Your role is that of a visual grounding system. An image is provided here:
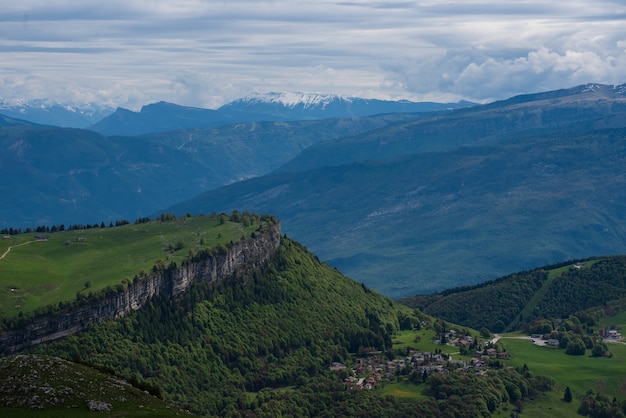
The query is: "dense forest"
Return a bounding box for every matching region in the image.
[401,256,626,332]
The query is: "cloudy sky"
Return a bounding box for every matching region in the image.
[1,0,625,109]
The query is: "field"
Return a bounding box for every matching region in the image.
[502,337,626,398]
[0,215,260,320]
[384,319,626,416]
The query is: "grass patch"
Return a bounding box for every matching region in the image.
[392,329,460,356]
[378,379,428,401]
[500,337,626,401]
[0,214,265,320]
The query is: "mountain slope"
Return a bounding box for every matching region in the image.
[164,127,626,297]
[399,255,626,333]
[0,115,406,228]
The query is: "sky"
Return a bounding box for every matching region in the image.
[1,1,625,109]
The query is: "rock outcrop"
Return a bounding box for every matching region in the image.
[0,223,281,353]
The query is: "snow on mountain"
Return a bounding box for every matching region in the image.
[0,99,114,128]
[230,92,352,109]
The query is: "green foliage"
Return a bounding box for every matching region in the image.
[577,390,626,417]
[404,269,548,332]
[565,337,586,356]
[402,257,626,334]
[30,238,399,416]
[564,386,573,403]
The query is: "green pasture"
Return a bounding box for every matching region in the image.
[391,329,462,356]
[492,390,579,418]
[0,215,260,320]
[379,380,428,401]
[500,336,626,401]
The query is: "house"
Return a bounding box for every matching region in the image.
[607,330,622,340]
[547,339,560,346]
[330,362,347,371]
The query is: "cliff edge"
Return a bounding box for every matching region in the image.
[0,222,281,353]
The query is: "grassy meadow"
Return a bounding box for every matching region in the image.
[0,214,261,320]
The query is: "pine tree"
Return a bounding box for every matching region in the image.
[564,386,572,403]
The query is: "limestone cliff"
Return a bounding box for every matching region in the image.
[0,223,281,353]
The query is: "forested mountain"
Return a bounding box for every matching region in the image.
[400,256,626,333]
[0,114,42,128]
[0,114,408,228]
[25,237,404,416]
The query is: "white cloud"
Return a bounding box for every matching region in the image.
[0,0,625,108]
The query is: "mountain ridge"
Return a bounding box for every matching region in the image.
[89,94,472,136]
[0,99,114,128]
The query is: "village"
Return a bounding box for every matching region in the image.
[332,328,510,390]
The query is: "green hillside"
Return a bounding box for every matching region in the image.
[401,256,626,333]
[26,237,403,416]
[0,213,264,321]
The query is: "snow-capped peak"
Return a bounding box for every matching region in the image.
[228,91,353,109]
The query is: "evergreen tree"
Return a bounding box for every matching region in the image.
[564,386,572,403]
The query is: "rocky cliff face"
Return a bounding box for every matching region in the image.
[0,223,281,353]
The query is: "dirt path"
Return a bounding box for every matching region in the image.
[0,240,39,261]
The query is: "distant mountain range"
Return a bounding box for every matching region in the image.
[88,93,473,136]
[0,99,114,128]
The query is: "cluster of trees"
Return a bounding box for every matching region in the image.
[424,365,555,416]
[578,389,626,418]
[527,315,612,357]
[1,219,130,236]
